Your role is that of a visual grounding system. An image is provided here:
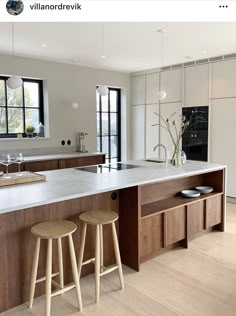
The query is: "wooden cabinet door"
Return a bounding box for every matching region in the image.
[146,72,159,104]
[131,105,145,159]
[59,155,105,169]
[24,160,59,172]
[187,200,205,238]
[211,59,236,98]
[160,68,182,104]
[210,98,236,197]
[164,206,186,247]
[140,214,163,262]
[184,64,209,106]
[146,104,159,159]
[131,75,146,106]
[205,195,222,229]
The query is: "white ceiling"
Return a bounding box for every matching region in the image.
[0,22,236,73]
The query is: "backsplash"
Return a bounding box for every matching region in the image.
[0,146,77,156]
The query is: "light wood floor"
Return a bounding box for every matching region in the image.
[2,203,236,316]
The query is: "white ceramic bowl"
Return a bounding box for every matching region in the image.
[181,190,201,198]
[195,186,213,194]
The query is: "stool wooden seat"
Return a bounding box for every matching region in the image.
[78,210,124,304]
[29,220,82,316]
[79,210,119,225]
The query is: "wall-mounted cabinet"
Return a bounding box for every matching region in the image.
[131,105,145,159]
[184,64,209,107]
[145,104,159,159]
[160,68,182,103]
[131,75,145,106]
[211,59,236,98]
[145,72,159,104]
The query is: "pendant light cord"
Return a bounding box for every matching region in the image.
[160,30,163,68]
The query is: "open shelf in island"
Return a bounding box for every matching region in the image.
[141,192,224,218]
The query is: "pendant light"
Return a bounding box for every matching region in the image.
[97,23,109,97]
[157,29,167,101]
[7,23,23,90]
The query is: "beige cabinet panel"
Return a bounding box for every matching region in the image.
[211,59,236,98]
[159,102,182,159]
[210,98,236,197]
[146,104,159,159]
[184,64,209,106]
[160,68,182,103]
[146,72,159,104]
[131,105,145,159]
[131,75,146,105]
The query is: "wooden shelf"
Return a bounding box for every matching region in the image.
[141,192,223,218]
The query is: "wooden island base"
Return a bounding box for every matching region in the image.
[0,169,225,312]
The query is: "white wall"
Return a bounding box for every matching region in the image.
[0,54,130,159]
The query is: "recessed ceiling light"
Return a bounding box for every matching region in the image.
[145,63,149,66]
[100,55,107,59]
[203,51,208,55]
[41,43,47,47]
[185,56,193,60]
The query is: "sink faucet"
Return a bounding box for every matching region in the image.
[153,144,167,163]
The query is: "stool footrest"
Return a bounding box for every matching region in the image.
[100,264,118,277]
[51,283,75,297]
[82,257,95,266]
[36,272,59,284]
[51,280,61,290]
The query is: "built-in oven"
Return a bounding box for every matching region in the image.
[182,106,209,162]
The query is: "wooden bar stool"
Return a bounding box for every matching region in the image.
[29,220,82,316]
[77,210,124,303]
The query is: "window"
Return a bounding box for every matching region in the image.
[96,88,121,163]
[0,76,44,138]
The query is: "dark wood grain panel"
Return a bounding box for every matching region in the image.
[24,160,59,172]
[58,154,105,169]
[140,214,163,262]
[119,186,140,271]
[187,200,205,238]
[164,206,186,247]
[0,163,23,173]
[205,195,223,229]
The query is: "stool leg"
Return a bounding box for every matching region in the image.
[57,237,64,289]
[46,239,52,316]
[29,237,41,308]
[111,222,124,290]
[95,224,101,303]
[77,223,87,279]
[68,234,83,312]
[100,225,104,272]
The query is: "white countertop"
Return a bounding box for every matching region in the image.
[23,152,104,162]
[0,160,225,214]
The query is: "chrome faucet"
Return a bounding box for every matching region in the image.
[153,144,167,163]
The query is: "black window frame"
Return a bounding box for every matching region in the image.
[0,76,44,138]
[96,87,121,163]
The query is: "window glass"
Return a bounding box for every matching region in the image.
[0,77,43,137]
[24,82,39,108]
[96,88,120,163]
[0,108,6,133]
[7,86,23,107]
[7,108,24,133]
[0,80,5,107]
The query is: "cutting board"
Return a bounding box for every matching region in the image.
[0,171,46,187]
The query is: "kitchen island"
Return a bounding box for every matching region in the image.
[0,160,226,312]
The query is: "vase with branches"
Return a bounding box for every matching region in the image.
[152,111,206,167]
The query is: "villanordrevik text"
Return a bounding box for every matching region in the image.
[30,3,82,10]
